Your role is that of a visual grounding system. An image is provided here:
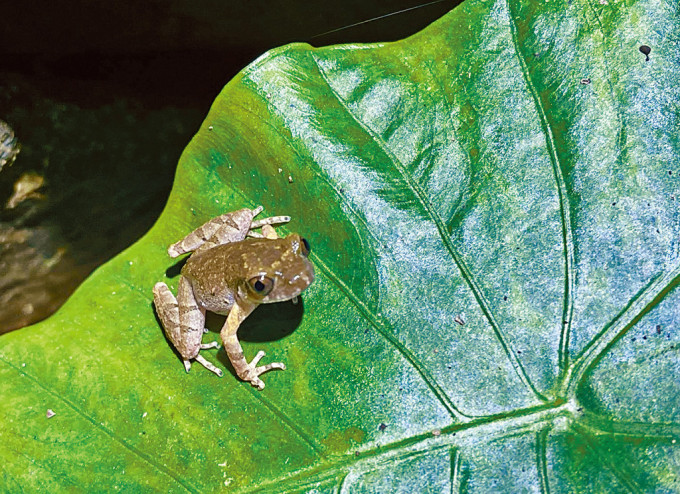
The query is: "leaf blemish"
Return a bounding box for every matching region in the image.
[639,45,651,61]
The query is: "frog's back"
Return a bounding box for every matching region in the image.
[181,241,251,282]
[182,237,294,281]
[180,242,253,314]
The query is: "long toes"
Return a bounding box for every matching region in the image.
[255,362,286,374]
[195,355,223,377]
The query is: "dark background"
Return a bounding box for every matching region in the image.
[0,0,459,332]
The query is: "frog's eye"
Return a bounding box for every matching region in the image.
[300,237,311,257]
[248,276,274,297]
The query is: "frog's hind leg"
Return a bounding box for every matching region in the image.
[152,279,223,377]
[167,207,261,258]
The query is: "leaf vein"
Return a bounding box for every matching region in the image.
[311,253,469,421]
[506,0,576,376]
[565,264,680,396]
[310,51,545,402]
[0,355,197,493]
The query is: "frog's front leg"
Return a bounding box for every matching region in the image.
[153,277,223,376]
[220,300,286,390]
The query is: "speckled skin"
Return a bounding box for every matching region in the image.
[153,207,314,390]
[183,236,314,314]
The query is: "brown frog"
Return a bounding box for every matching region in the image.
[153,206,314,390]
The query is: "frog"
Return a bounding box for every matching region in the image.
[153,206,314,390]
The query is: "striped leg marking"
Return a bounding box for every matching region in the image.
[153,278,223,377]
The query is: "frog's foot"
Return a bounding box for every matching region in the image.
[236,351,286,390]
[247,209,290,239]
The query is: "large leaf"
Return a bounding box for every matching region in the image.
[2,0,679,491]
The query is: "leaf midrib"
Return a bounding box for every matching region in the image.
[243,399,569,494]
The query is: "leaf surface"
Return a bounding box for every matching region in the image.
[1,0,679,491]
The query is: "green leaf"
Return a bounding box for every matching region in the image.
[2,0,679,491]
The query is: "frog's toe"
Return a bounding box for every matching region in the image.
[250,377,265,390]
[255,362,286,374]
[195,355,223,377]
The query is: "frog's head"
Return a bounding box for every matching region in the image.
[240,234,314,304]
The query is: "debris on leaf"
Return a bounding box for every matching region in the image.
[639,45,651,61]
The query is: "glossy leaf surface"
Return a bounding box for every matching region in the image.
[1,0,679,491]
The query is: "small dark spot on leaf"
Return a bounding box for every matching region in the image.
[669,170,673,176]
[378,423,387,432]
[503,295,508,301]
[612,202,617,206]
[643,335,647,340]
[639,45,651,61]
[577,407,583,412]
[580,78,591,85]
[355,451,360,457]
[656,325,662,334]
[656,229,660,234]
[632,338,636,342]
[517,350,522,354]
